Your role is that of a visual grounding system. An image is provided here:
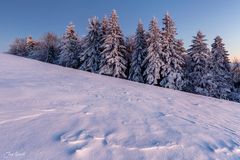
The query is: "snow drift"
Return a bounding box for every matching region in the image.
[0,53,240,160]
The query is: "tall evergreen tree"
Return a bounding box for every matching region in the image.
[58,22,82,68]
[99,16,109,65]
[42,33,60,64]
[128,20,147,83]
[125,35,135,77]
[26,36,38,57]
[230,58,240,102]
[101,16,109,38]
[30,33,60,63]
[210,36,233,99]
[232,58,240,90]
[187,31,214,96]
[142,17,163,85]
[160,13,185,90]
[175,40,187,63]
[79,17,102,73]
[99,10,127,78]
[99,16,109,52]
[26,36,37,51]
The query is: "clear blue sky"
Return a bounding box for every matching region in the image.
[0,0,240,59]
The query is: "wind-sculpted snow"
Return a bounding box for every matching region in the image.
[0,53,240,160]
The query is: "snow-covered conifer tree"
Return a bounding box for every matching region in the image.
[26,36,38,57]
[99,16,109,56]
[210,36,233,99]
[160,13,185,90]
[229,58,240,102]
[30,33,60,63]
[42,33,60,64]
[125,35,135,77]
[142,17,163,85]
[175,40,187,65]
[26,36,37,51]
[187,31,214,96]
[58,23,82,68]
[101,16,109,39]
[232,58,240,90]
[128,20,147,83]
[79,17,101,73]
[8,38,28,57]
[99,10,127,78]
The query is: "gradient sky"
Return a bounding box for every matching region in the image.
[0,0,240,59]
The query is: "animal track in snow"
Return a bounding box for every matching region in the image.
[59,129,93,155]
[58,129,112,156]
[201,139,240,158]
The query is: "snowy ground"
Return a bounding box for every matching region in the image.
[0,53,240,160]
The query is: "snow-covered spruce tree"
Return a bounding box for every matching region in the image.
[99,10,127,78]
[79,17,102,73]
[125,35,135,77]
[99,16,109,54]
[187,31,214,96]
[101,16,109,40]
[142,17,164,85]
[58,22,82,68]
[176,39,191,91]
[128,20,147,83]
[232,58,240,90]
[41,33,60,64]
[230,58,240,102]
[210,36,233,99]
[26,36,36,51]
[175,39,187,67]
[26,36,38,57]
[29,33,60,63]
[28,41,45,61]
[8,38,28,57]
[160,13,185,90]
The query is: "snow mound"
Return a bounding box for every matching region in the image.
[0,53,240,160]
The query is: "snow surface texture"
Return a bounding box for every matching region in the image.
[0,53,240,160]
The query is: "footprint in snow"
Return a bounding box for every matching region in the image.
[55,129,114,156]
[58,129,93,155]
[201,139,240,158]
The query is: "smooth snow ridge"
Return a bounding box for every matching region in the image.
[0,53,240,160]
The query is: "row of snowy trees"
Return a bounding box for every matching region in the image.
[9,33,60,64]
[8,10,240,102]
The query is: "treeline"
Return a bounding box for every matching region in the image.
[8,10,240,102]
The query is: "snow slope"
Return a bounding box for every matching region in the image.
[0,53,240,160]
